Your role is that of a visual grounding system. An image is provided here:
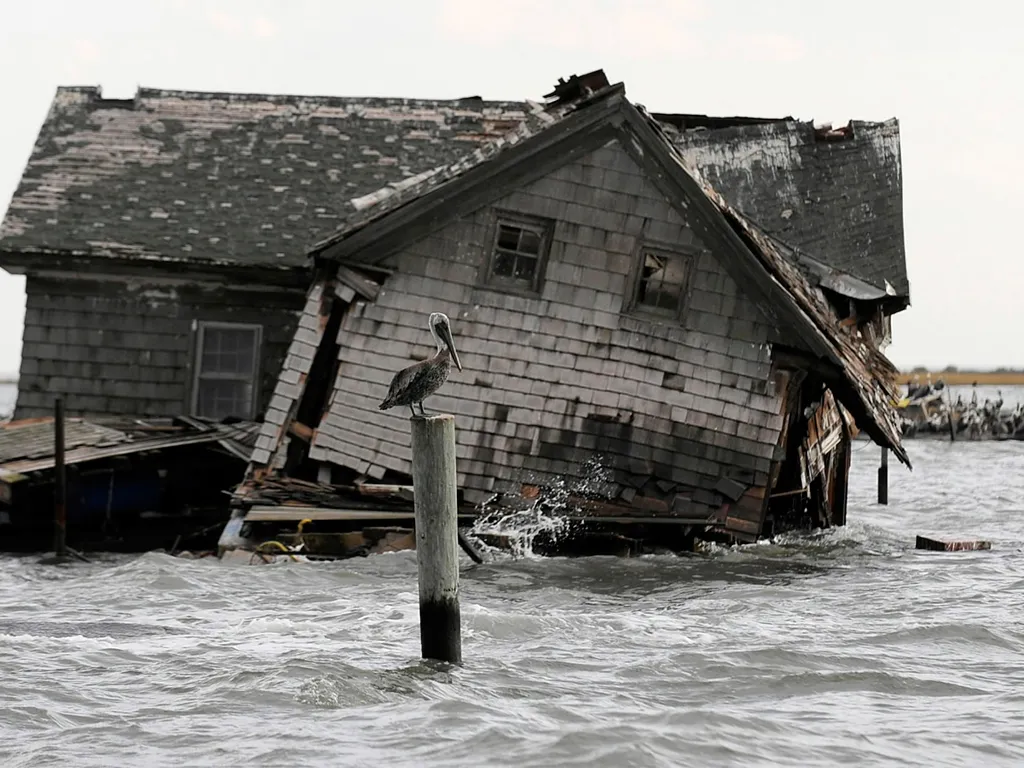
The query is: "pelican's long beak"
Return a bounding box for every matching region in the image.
[439,323,463,371]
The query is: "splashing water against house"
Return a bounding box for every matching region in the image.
[471,455,612,558]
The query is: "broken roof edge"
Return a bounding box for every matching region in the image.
[749,225,904,304]
[649,111,795,131]
[719,203,910,468]
[656,112,900,138]
[51,83,533,112]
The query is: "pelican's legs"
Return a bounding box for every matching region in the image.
[408,403,417,418]
[417,400,429,417]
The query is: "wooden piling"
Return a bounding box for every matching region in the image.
[410,414,462,664]
[945,390,957,442]
[877,446,888,506]
[53,396,67,557]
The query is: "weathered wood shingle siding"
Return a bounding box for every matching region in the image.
[310,140,786,514]
[15,276,303,420]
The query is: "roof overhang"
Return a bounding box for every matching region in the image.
[0,248,312,287]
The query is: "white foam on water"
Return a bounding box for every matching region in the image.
[471,454,612,558]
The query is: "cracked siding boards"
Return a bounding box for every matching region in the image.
[0,86,532,268]
[248,276,333,468]
[307,142,784,517]
[803,389,845,484]
[668,118,908,298]
[15,276,298,420]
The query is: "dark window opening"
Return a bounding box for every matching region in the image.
[192,322,262,420]
[631,248,692,319]
[486,214,552,292]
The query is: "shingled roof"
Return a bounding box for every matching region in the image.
[666,116,909,302]
[0,86,531,270]
[306,74,909,467]
[0,81,908,302]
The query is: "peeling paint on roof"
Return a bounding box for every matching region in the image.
[1,84,907,296]
[667,118,909,298]
[0,86,531,269]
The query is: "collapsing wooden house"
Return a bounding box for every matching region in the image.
[232,70,910,551]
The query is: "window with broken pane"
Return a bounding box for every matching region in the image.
[192,323,261,420]
[487,215,551,291]
[633,248,692,318]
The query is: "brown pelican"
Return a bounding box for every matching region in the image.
[379,312,463,418]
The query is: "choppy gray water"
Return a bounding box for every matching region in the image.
[2,439,1023,767]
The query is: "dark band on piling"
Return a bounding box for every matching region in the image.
[419,597,462,664]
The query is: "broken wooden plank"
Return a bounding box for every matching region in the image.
[915,535,992,552]
[354,482,414,495]
[288,421,314,441]
[768,487,808,499]
[724,516,761,536]
[336,264,381,301]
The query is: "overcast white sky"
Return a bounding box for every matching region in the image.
[1,0,1021,377]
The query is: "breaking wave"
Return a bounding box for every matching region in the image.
[470,454,612,558]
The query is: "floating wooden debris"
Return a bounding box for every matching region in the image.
[915,535,992,552]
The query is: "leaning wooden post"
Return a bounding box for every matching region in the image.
[877,446,889,506]
[410,414,461,664]
[945,391,957,443]
[53,397,67,557]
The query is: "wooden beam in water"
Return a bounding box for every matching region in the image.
[244,506,478,523]
[915,535,992,552]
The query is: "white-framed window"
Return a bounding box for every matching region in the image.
[191,321,262,420]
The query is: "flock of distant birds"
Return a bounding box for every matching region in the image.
[898,380,1024,440]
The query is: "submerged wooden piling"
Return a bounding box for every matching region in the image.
[410,414,462,664]
[53,397,67,557]
[877,446,888,505]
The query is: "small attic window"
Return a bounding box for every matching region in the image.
[484,211,553,294]
[628,246,694,321]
